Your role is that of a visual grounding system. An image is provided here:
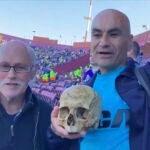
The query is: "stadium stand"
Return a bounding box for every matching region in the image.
[0,32,149,108]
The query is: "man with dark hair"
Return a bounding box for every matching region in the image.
[127,41,142,64]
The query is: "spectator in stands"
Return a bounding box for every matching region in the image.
[42,72,49,83]
[82,53,99,83]
[49,69,57,82]
[127,41,142,64]
[89,52,99,73]
[0,40,79,150]
[82,52,100,83]
[74,67,83,82]
[50,9,150,150]
[82,65,94,82]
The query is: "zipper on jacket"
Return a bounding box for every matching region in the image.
[10,125,14,136]
[10,110,21,137]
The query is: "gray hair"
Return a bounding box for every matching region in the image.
[26,44,38,65]
[0,40,38,66]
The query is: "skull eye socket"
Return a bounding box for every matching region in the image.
[76,107,88,119]
[59,107,69,118]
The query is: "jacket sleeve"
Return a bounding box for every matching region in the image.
[46,127,80,150]
[144,62,150,77]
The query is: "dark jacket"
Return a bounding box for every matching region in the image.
[86,59,150,150]
[0,87,79,150]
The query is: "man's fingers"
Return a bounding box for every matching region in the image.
[50,106,87,139]
[51,106,59,118]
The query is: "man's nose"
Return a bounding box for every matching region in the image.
[98,35,110,47]
[7,67,17,78]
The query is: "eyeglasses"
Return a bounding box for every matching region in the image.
[0,64,33,73]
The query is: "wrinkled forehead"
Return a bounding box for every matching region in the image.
[92,10,130,34]
[0,41,32,64]
[1,41,27,53]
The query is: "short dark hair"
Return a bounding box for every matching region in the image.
[132,41,140,57]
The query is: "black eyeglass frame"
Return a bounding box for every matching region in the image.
[0,65,34,73]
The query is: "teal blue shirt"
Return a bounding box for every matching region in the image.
[80,66,130,150]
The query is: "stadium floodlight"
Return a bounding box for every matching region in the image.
[142,25,148,31]
[32,30,36,36]
[84,0,93,42]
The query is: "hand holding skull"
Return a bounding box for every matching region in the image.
[51,85,101,139]
[51,106,86,139]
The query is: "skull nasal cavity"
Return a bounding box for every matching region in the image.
[67,114,75,126]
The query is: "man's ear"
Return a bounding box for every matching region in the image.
[128,34,133,52]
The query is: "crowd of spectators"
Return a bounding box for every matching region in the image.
[32,46,88,79]
[1,37,150,87]
[1,37,150,109]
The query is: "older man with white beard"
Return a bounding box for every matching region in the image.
[0,40,79,150]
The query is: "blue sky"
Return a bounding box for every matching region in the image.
[0,0,150,45]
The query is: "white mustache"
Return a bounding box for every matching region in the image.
[0,80,26,87]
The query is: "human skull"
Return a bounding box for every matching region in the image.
[58,85,101,133]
